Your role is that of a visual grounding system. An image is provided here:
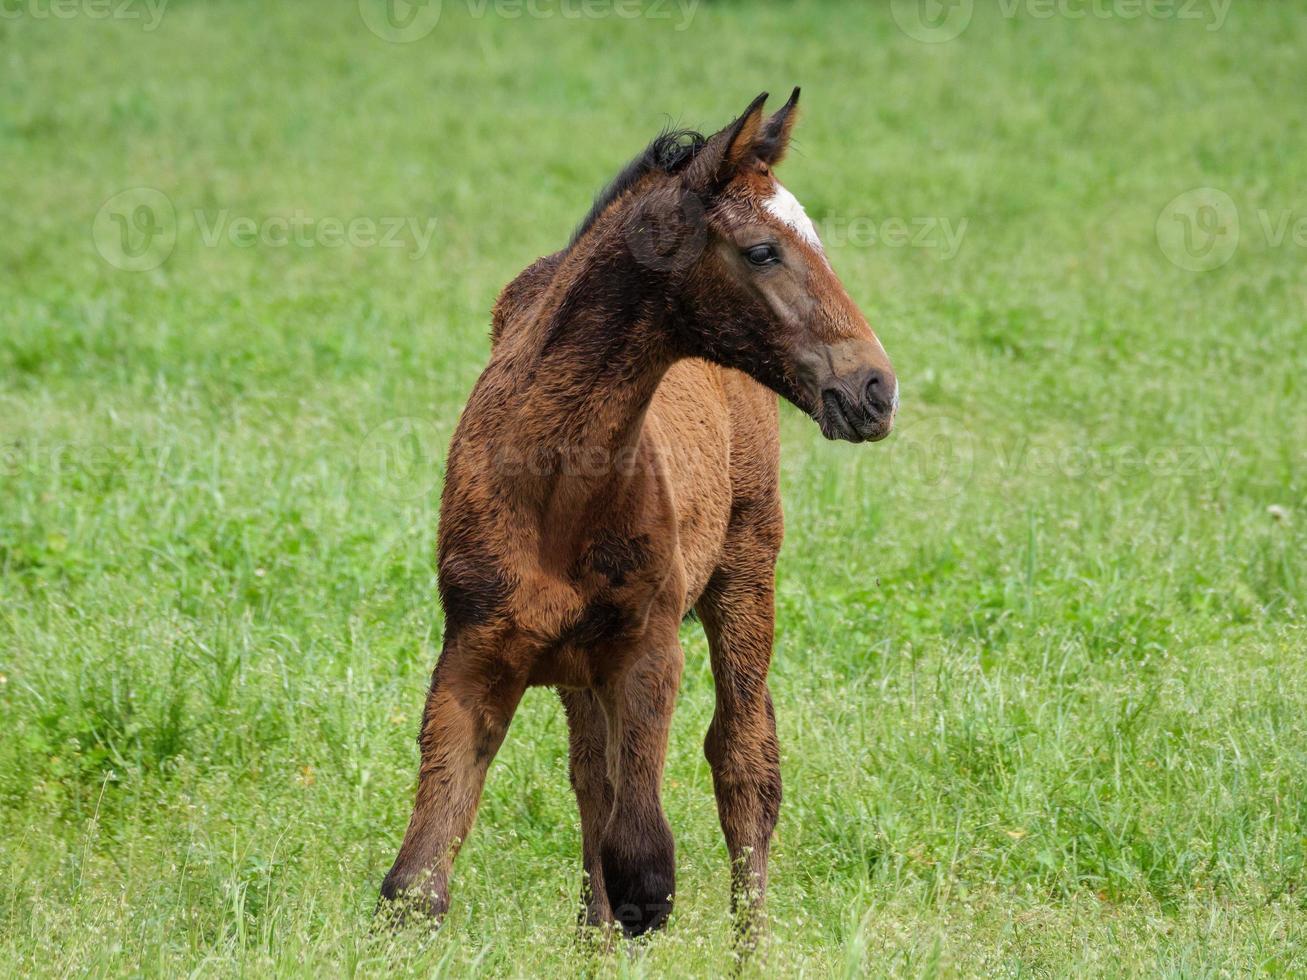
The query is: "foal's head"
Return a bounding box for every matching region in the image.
[590,89,898,443]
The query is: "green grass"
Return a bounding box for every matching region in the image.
[2,0,1306,974]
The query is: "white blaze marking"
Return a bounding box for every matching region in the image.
[764,183,824,253]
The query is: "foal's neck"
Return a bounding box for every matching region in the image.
[493,244,679,492]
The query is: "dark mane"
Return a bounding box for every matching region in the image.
[569,127,707,247]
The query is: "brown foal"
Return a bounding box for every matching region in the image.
[379,89,897,938]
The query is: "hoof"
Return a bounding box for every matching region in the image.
[576,871,614,930]
[600,833,675,937]
[377,869,448,928]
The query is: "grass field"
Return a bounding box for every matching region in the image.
[2,0,1306,974]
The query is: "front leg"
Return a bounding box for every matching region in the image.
[593,632,684,937]
[697,570,782,943]
[378,636,528,923]
[558,686,615,929]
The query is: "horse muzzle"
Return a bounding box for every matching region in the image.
[816,365,897,443]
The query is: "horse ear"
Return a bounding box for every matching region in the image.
[683,92,769,192]
[756,87,800,165]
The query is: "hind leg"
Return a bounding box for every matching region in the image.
[379,639,528,922]
[697,565,781,941]
[594,633,684,937]
[558,687,615,928]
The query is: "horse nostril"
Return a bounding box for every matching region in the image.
[863,370,890,411]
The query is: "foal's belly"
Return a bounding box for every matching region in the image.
[646,359,733,611]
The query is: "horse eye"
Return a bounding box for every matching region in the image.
[745,244,780,267]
